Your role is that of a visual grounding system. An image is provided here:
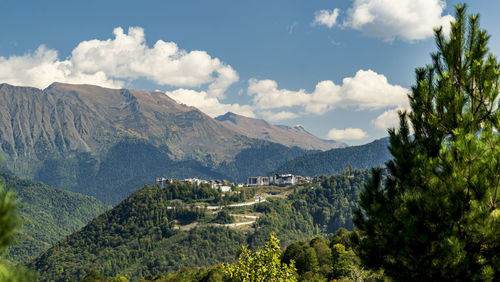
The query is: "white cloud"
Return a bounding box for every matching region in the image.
[165,88,255,118]
[260,111,299,121]
[327,128,367,140]
[372,106,415,132]
[313,9,340,28]
[0,46,122,89]
[0,27,238,95]
[248,69,409,115]
[248,79,311,110]
[373,108,401,129]
[315,0,454,42]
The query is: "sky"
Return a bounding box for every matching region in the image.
[0,0,499,145]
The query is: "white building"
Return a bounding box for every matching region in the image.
[247,176,270,186]
[270,174,297,186]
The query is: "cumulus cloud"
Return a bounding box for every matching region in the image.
[260,111,299,121]
[0,27,238,96]
[313,9,340,28]
[372,106,415,132]
[314,0,454,41]
[248,79,311,110]
[0,46,122,89]
[373,108,402,129]
[248,69,409,115]
[165,88,255,118]
[327,128,367,140]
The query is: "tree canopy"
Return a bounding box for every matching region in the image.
[222,233,297,282]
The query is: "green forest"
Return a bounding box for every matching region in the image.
[24,170,370,281]
[0,172,109,263]
[273,137,391,177]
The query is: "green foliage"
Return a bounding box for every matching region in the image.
[80,270,130,282]
[28,171,371,281]
[0,174,35,281]
[330,243,357,279]
[140,266,225,281]
[282,242,318,275]
[222,233,297,282]
[280,230,383,282]
[0,180,17,253]
[151,181,254,206]
[354,5,500,281]
[212,210,234,224]
[0,172,109,263]
[26,183,249,281]
[286,170,371,233]
[273,138,391,177]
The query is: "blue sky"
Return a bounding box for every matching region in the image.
[0,0,499,145]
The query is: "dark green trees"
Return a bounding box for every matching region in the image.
[354,5,500,281]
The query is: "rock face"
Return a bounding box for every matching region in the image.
[0,82,332,203]
[215,112,346,151]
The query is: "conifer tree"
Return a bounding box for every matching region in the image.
[354,4,500,281]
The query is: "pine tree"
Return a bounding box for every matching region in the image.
[354,4,500,281]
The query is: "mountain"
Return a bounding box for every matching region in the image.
[27,171,371,281]
[0,82,250,165]
[0,82,315,203]
[215,112,346,151]
[272,137,391,176]
[0,172,109,263]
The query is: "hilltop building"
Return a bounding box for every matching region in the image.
[155,177,233,192]
[247,176,270,187]
[155,177,174,187]
[247,174,311,186]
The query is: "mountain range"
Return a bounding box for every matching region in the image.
[0,82,344,203]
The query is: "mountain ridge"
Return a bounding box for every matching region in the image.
[215,112,346,151]
[272,137,391,176]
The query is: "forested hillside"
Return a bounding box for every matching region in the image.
[0,172,109,263]
[273,137,391,176]
[63,138,310,204]
[215,141,312,182]
[27,170,370,281]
